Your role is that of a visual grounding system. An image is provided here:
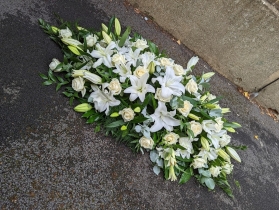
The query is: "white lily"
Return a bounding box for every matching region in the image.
[139,52,158,68]
[175,137,194,159]
[124,73,155,102]
[198,147,218,161]
[150,101,180,132]
[83,72,102,84]
[152,66,185,98]
[125,48,141,67]
[88,84,120,115]
[207,130,226,149]
[113,61,132,83]
[202,117,224,134]
[185,56,199,73]
[90,41,116,68]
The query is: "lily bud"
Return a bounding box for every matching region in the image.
[83,72,102,84]
[188,113,200,121]
[68,46,81,55]
[101,23,108,33]
[168,165,177,181]
[77,26,86,31]
[202,72,215,80]
[102,31,112,44]
[62,38,83,50]
[232,122,241,128]
[200,94,208,102]
[225,127,235,133]
[51,26,59,33]
[110,112,119,117]
[121,125,127,131]
[148,61,155,74]
[204,103,217,109]
[114,18,121,36]
[71,70,88,77]
[221,108,230,114]
[133,107,141,113]
[201,136,210,151]
[74,103,92,112]
[226,147,241,163]
[217,149,230,162]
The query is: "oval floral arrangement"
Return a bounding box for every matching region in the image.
[39,17,245,197]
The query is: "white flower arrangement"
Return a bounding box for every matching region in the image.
[39,17,246,197]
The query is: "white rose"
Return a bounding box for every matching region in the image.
[59,27,72,38]
[155,88,172,102]
[163,132,179,145]
[173,64,185,76]
[185,79,198,94]
[160,57,174,67]
[189,121,202,137]
[219,134,231,147]
[72,77,86,97]
[134,39,148,50]
[108,78,122,95]
[49,58,62,72]
[178,100,193,117]
[112,53,126,65]
[139,136,154,149]
[86,34,98,47]
[119,108,135,122]
[209,166,222,177]
[133,66,148,78]
[191,157,207,169]
[222,162,234,174]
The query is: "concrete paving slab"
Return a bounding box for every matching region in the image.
[1,0,279,209]
[127,0,279,112]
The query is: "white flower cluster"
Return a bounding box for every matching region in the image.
[43,18,242,195]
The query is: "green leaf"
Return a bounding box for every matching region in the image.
[208,96,222,104]
[130,116,148,124]
[39,73,48,80]
[63,92,72,97]
[216,178,234,197]
[107,16,115,35]
[179,168,192,184]
[148,41,159,55]
[176,156,192,162]
[56,83,62,91]
[87,114,99,124]
[106,120,125,128]
[42,80,53,86]
[118,26,131,47]
[204,178,215,190]
[181,96,198,106]
[235,180,241,189]
[69,97,74,105]
[223,122,242,129]
[82,109,95,118]
[56,76,64,83]
[199,82,210,90]
[95,124,101,132]
[48,70,57,82]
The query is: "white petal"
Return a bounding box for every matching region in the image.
[150,119,163,132]
[93,58,103,68]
